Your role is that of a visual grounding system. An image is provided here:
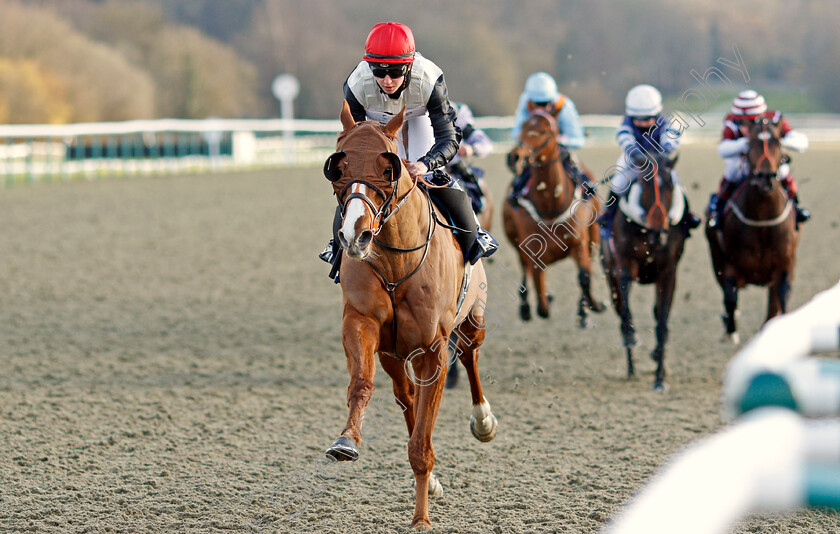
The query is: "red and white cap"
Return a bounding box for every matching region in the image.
[731,90,767,118]
[363,22,416,64]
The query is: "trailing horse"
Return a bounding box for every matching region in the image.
[502,111,605,328]
[705,117,800,343]
[600,154,687,391]
[322,102,498,530]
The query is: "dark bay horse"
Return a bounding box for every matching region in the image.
[502,111,605,328]
[322,101,498,530]
[600,154,686,391]
[705,117,799,343]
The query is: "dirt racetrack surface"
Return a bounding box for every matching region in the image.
[1,144,839,533]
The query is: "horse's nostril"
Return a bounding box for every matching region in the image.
[337,231,349,248]
[358,230,373,247]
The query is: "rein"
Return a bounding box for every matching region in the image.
[645,160,668,229]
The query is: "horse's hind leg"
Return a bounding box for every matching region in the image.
[326,313,378,462]
[453,307,498,443]
[379,353,416,436]
[722,275,740,344]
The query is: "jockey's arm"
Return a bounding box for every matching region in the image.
[557,100,585,149]
[718,137,749,158]
[417,74,461,171]
[343,80,368,123]
[781,130,809,153]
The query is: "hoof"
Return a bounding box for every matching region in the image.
[519,303,532,321]
[325,436,359,462]
[412,519,432,530]
[721,332,740,345]
[652,379,668,393]
[590,300,607,313]
[578,316,589,329]
[537,306,550,319]
[470,413,498,442]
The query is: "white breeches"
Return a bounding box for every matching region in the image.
[397,115,435,162]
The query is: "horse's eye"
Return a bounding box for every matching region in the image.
[384,167,393,178]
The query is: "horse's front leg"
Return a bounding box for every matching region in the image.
[453,308,498,443]
[722,274,740,344]
[325,312,378,462]
[766,270,792,322]
[518,271,532,321]
[617,270,637,378]
[408,342,448,530]
[651,270,677,392]
[533,264,551,319]
[572,242,606,329]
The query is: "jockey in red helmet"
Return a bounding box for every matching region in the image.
[319,22,498,281]
[708,90,810,227]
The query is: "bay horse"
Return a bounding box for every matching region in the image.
[600,154,686,391]
[502,111,605,328]
[322,101,498,530]
[705,117,799,343]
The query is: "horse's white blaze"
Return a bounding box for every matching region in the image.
[340,184,369,242]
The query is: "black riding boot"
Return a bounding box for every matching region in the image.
[708,181,737,228]
[508,166,532,202]
[791,194,811,225]
[428,172,498,264]
[680,194,701,237]
[598,191,620,240]
[318,207,343,283]
[561,150,598,198]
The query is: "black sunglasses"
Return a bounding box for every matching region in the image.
[369,63,409,79]
[632,115,656,122]
[532,101,553,108]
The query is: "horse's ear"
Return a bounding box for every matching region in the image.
[340,100,355,131]
[383,106,406,138]
[324,151,346,182]
[379,152,402,182]
[668,153,679,169]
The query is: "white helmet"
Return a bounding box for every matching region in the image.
[524,72,560,104]
[625,84,663,117]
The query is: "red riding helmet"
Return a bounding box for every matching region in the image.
[363,22,416,64]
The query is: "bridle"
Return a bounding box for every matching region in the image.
[324,124,438,360]
[338,173,419,237]
[520,113,561,168]
[747,120,781,188]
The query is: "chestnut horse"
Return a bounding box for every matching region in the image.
[322,102,498,530]
[502,111,605,328]
[600,154,686,391]
[705,117,799,343]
